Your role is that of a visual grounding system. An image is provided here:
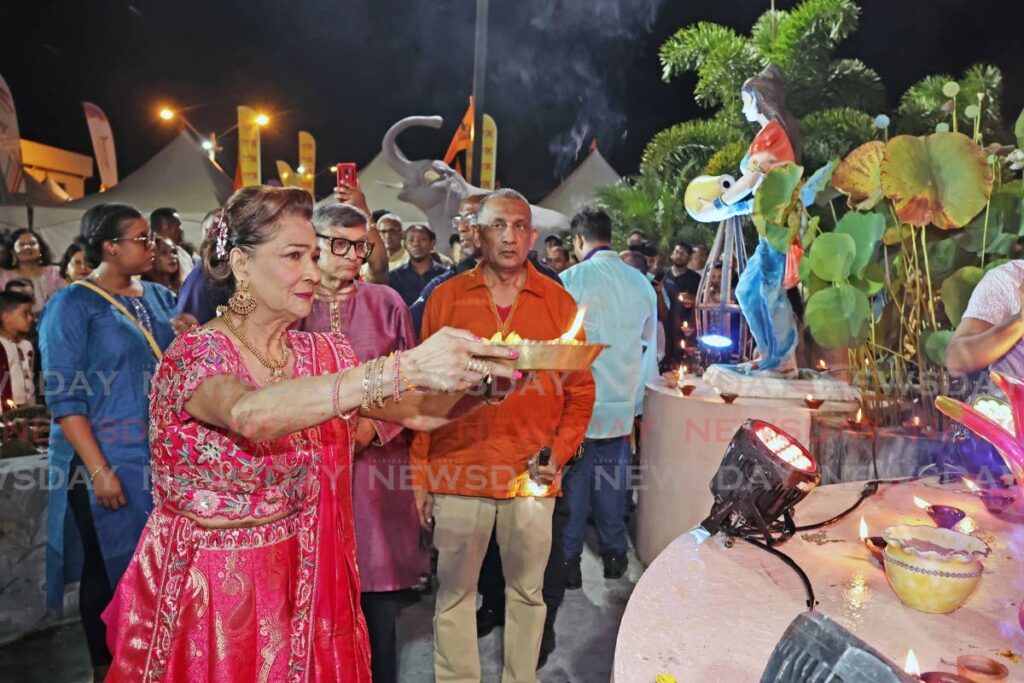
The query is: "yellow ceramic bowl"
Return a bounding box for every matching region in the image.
[882,525,990,614]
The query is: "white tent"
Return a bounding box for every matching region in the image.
[32,131,232,253]
[539,149,621,219]
[356,152,428,224]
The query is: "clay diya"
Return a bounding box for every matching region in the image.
[680,384,697,396]
[804,394,825,410]
[858,517,887,564]
[963,478,1017,515]
[956,655,1009,682]
[914,496,967,529]
[719,392,739,404]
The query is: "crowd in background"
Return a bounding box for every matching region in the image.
[3,182,709,682]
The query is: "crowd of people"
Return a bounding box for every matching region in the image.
[7,179,706,682]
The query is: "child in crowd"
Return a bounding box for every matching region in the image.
[5,278,36,308]
[0,291,36,410]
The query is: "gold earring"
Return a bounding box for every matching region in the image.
[228,279,257,315]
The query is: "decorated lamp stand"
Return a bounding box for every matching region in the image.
[693,215,752,368]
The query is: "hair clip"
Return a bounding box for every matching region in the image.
[214,211,229,260]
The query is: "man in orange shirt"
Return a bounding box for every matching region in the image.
[412,188,595,682]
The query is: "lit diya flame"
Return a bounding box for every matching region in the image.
[914,496,932,511]
[905,649,921,677]
[855,407,863,423]
[963,478,981,494]
[5,399,13,409]
[859,516,868,541]
[817,359,829,371]
[560,306,586,342]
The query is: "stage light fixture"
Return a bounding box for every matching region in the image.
[159,107,174,121]
[698,419,820,546]
[255,113,270,126]
[760,612,919,682]
[698,333,733,367]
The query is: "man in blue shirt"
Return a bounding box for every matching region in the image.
[559,208,658,586]
[388,224,450,306]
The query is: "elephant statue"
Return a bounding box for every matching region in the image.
[382,116,570,243]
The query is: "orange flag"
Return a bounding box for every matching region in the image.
[444,97,474,166]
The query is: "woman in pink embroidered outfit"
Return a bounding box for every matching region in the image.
[102,185,518,682]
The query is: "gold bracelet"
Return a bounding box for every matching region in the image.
[361,363,373,412]
[89,463,108,482]
[375,356,387,408]
[332,370,356,422]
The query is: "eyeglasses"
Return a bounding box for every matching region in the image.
[480,220,530,234]
[112,233,156,246]
[451,213,477,229]
[316,234,375,258]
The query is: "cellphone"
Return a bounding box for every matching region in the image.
[538,446,552,468]
[336,162,357,187]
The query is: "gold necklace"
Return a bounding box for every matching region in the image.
[219,308,291,383]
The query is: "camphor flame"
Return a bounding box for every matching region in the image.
[904,649,920,676]
[913,496,931,510]
[560,306,587,342]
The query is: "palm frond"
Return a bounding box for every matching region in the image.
[800,107,876,169]
[640,117,745,179]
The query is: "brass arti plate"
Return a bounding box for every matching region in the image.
[495,342,609,371]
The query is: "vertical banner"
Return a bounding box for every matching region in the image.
[82,102,118,189]
[445,97,474,178]
[275,160,295,185]
[237,106,261,187]
[0,74,25,195]
[298,131,316,196]
[479,114,498,190]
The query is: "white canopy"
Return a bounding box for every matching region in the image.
[31,131,232,252]
[539,149,621,219]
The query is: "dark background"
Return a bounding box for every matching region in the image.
[3,0,1023,200]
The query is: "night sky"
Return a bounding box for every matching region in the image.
[4,0,1024,202]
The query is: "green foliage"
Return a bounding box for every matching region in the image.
[800,108,877,169]
[805,284,872,347]
[881,132,993,228]
[595,174,715,250]
[897,63,1004,137]
[659,23,760,109]
[940,266,985,326]
[833,211,885,278]
[923,330,954,366]
[704,141,751,176]
[752,163,805,252]
[808,232,857,281]
[1015,108,1024,149]
[640,118,742,179]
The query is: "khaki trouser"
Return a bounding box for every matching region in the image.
[432,493,556,683]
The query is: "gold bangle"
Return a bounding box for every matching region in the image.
[375,356,387,409]
[361,363,373,412]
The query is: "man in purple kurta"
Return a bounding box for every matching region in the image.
[298,200,429,683]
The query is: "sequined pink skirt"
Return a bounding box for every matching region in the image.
[104,510,307,682]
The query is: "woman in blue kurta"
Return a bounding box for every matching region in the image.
[39,203,176,681]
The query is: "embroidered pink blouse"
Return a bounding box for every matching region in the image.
[148,326,355,522]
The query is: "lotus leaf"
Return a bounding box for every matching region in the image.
[752,163,804,253]
[940,266,985,326]
[805,284,872,348]
[883,224,914,246]
[808,233,857,282]
[923,330,954,366]
[833,140,885,211]
[834,211,885,279]
[880,132,993,229]
[1016,107,1024,150]
[924,237,960,281]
